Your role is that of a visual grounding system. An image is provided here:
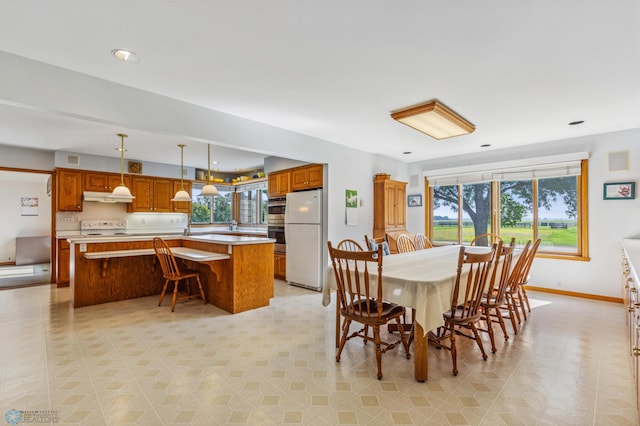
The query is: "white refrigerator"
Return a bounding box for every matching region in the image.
[285,189,323,291]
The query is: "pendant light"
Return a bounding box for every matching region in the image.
[109,133,135,200]
[201,144,219,196]
[171,144,192,202]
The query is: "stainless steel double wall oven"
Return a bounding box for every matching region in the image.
[267,197,286,253]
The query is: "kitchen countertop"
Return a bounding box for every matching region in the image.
[65,233,275,245]
[57,228,267,240]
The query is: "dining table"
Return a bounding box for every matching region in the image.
[322,244,494,382]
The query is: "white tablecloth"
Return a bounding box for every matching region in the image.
[323,245,492,335]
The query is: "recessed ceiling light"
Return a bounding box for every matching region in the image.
[111,49,140,63]
[569,120,584,126]
[480,144,491,148]
[403,151,412,155]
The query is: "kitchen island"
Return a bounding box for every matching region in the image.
[67,234,275,313]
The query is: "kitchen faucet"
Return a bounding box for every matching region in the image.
[229,220,238,231]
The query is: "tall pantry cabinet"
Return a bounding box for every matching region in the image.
[372,174,407,249]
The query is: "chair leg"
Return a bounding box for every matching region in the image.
[520,285,531,312]
[335,295,341,348]
[495,307,509,341]
[158,279,170,306]
[485,313,497,354]
[373,325,383,380]
[469,322,488,360]
[517,287,528,321]
[195,275,206,304]
[395,317,411,359]
[508,293,522,324]
[171,280,180,312]
[336,319,351,362]
[505,298,519,335]
[449,323,458,376]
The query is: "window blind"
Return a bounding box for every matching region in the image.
[426,152,588,187]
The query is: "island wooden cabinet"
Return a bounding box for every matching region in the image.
[274,252,286,280]
[268,171,291,197]
[129,177,174,212]
[291,164,323,191]
[84,171,131,193]
[57,169,83,212]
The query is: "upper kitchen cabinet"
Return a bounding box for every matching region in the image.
[56,169,83,212]
[129,177,174,212]
[84,171,131,193]
[172,180,192,213]
[268,171,291,197]
[291,164,323,191]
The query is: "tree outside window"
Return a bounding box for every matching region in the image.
[431,173,583,256]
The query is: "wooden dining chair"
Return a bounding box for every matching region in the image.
[479,240,514,353]
[414,233,433,250]
[428,244,497,376]
[396,234,416,253]
[328,241,411,380]
[333,239,365,347]
[470,232,503,247]
[502,240,532,333]
[515,238,541,320]
[153,237,206,312]
[337,239,364,252]
[364,234,390,255]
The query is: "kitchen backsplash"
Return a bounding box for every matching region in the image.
[56,202,187,233]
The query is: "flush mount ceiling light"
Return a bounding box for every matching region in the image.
[111,49,140,63]
[109,133,135,200]
[391,99,475,140]
[201,145,219,196]
[171,144,192,202]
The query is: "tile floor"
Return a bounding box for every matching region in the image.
[0,281,637,425]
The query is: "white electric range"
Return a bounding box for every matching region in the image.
[80,219,128,236]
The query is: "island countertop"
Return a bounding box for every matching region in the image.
[69,233,275,313]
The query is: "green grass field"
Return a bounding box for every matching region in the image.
[433,224,577,248]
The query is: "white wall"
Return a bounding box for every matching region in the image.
[407,128,640,299]
[0,171,52,262]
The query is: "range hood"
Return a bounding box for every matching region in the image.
[83,191,133,203]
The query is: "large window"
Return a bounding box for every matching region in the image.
[238,183,268,225]
[427,159,588,260]
[191,184,233,224]
[190,181,267,226]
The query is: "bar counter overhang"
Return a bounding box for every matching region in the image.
[67,234,275,314]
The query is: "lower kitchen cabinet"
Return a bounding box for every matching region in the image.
[274,252,286,280]
[621,240,640,419]
[57,239,70,285]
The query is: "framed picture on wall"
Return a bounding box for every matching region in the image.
[407,194,422,207]
[603,181,635,200]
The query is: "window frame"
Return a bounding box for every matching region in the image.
[425,159,589,261]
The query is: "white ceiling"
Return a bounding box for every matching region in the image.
[0,1,639,172]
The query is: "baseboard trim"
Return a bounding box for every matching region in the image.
[525,285,622,304]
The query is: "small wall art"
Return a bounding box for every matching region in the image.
[603,181,635,200]
[20,197,39,216]
[408,194,422,207]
